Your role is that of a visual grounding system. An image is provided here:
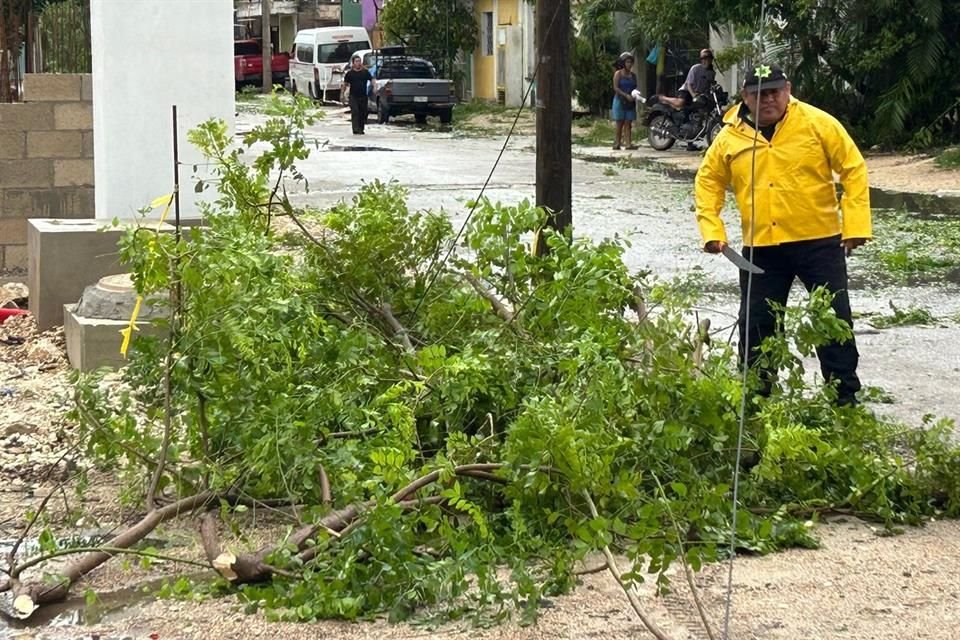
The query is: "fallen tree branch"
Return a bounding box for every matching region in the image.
[319,464,332,507]
[9,490,217,617]
[692,318,712,373]
[460,271,514,322]
[582,490,675,640]
[651,473,716,640]
[629,285,649,324]
[379,302,415,353]
[212,464,511,585]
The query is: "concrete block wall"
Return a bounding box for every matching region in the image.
[0,74,94,272]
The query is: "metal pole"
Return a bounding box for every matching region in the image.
[172,105,181,241]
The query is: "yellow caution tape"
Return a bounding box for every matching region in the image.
[119,295,143,358]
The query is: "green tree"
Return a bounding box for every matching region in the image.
[378,0,478,80]
[0,0,77,101]
[571,3,621,115]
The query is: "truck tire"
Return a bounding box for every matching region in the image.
[378,99,390,124]
[414,113,427,125]
[439,109,452,124]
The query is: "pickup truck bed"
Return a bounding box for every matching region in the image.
[234,40,290,88]
[369,57,456,124]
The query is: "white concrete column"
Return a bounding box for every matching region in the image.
[710,24,739,97]
[90,0,235,220]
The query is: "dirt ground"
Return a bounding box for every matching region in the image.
[2,108,960,639]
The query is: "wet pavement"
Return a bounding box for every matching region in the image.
[236,105,960,426]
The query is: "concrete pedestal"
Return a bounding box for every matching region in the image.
[64,304,166,371]
[27,218,173,331]
[64,273,167,371]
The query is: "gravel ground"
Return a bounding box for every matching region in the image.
[2,104,959,639]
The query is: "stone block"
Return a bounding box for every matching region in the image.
[1,188,95,219]
[0,218,28,244]
[53,159,94,187]
[23,74,82,102]
[3,244,27,270]
[0,132,25,159]
[80,74,94,102]
[65,304,166,372]
[0,159,54,188]
[82,131,94,158]
[54,103,93,130]
[28,218,175,330]
[27,131,83,159]
[0,103,55,131]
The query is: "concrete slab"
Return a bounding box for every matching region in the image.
[28,219,174,331]
[64,303,165,372]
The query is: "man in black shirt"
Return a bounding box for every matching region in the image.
[341,54,376,135]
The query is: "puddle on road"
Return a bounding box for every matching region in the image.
[1,572,211,632]
[323,145,398,152]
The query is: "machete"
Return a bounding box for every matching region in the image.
[721,245,765,274]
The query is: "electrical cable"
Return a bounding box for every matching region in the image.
[723,1,769,637]
[411,1,565,320]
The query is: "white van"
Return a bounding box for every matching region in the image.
[289,27,371,101]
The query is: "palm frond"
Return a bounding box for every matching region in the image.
[913,0,943,26]
[906,29,946,80]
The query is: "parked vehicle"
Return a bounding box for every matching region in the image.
[368,54,456,125]
[234,40,290,89]
[289,27,371,102]
[643,83,729,150]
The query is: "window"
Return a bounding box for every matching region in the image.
[295,44,314,63]
[377,60,436,80]
[318,40,370,64]
[481,12,494,56]
[234,41,261,56]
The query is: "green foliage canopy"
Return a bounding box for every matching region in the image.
[378,0,478,77]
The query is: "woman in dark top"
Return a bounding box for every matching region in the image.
[611,54,638,150]
[341,54,377,135]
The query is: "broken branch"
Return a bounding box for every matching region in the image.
[582,490,675,640]
[461,271,514,322]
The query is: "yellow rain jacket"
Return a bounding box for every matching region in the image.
[695,97,871,247]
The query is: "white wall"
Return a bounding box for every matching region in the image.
[91,0,235,220]
[710,24,740,97]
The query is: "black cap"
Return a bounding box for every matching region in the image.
[742,64,787,91]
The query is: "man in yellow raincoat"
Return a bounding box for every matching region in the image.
[694,64,872,406]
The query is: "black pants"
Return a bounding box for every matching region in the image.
[738,235,861,403]
[349,94,368,134]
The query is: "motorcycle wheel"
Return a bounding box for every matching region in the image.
[707,120,725,146]
[647,114,676,151]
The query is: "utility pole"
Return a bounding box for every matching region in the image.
[261,0,273,94]
[534,0,572,253]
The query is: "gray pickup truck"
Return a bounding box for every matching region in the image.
[369,56,456,124]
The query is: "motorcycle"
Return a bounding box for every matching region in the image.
[642,83,729,151]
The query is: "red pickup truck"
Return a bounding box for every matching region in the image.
[234,40,290,89]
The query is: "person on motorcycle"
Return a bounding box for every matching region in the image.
[661,49,716,110]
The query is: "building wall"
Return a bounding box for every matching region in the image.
[0,74,94,272]
[90,0,235,221]
[472,0,531,106]
[473,0,496,100]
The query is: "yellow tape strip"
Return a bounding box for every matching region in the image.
[119,295,143,358]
